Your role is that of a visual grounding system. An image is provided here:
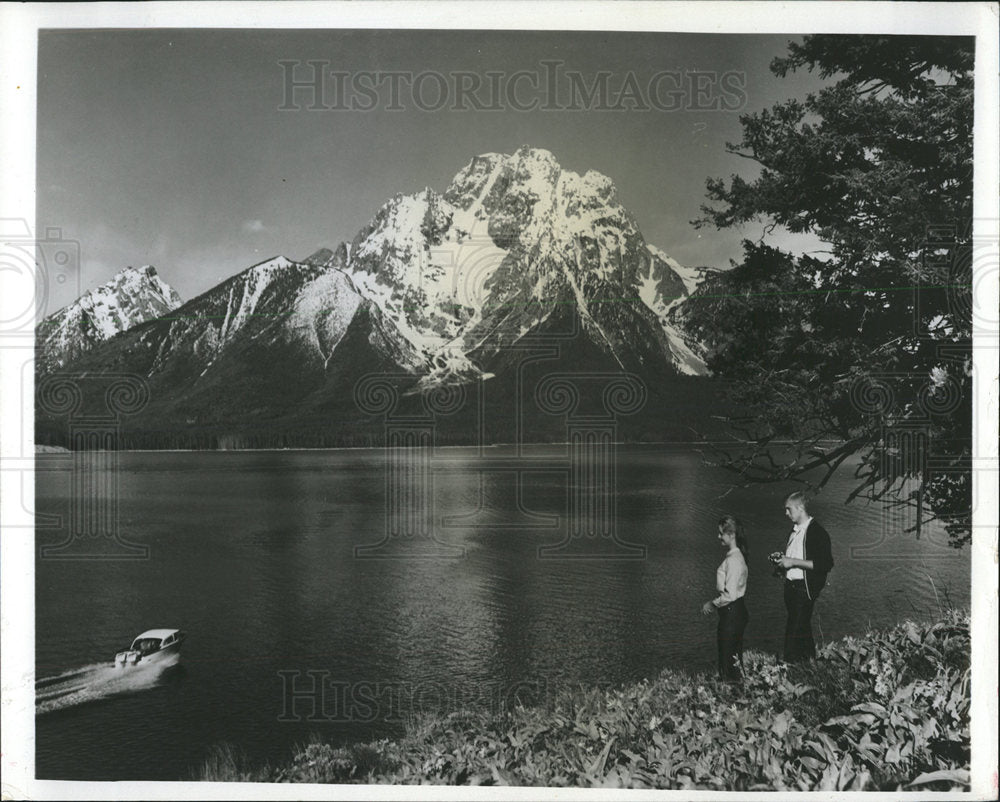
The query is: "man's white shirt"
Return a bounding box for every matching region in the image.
[785,516,812,580]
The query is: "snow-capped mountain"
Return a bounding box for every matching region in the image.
[37,146,716,447]
[339,146,708,379]
[36,265,183,372]
[34,249,423,438]
[66,251,416,376]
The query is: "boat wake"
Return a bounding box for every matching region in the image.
[35,654,180,714]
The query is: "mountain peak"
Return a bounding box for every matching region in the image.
[513,144,558,162]
[107,263,160,285]
[38,263,184,372]
[303,247,335,267]
[249,255,295,270]
[337,146,707,377]
[122,263,156,275]
[302,245,353,271]
[79,264,180,307]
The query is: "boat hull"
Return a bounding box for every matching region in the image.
[114,636,184,668]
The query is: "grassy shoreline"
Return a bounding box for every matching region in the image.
[200,610,970,790]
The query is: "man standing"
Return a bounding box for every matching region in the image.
[777,491,834,662]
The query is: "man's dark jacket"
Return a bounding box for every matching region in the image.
[802,519,834,600]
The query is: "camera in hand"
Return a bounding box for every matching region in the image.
[769,551,786,577]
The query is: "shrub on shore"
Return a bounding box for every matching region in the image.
[200,611,970,790]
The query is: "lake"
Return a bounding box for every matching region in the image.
[35,445,969,781]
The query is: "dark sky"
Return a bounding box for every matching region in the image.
[37,29,827,309]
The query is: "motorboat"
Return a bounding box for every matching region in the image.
[114,628,185,668]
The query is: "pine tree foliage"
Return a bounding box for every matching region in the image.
[682,35,974,546]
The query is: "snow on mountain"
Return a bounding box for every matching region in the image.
[645,244,702,299]
[137,251,421,381]
[339,145,709,377]
[287,270,364,368]
[37,264,183,372]
[286,266,420,371]
[661,320,709,376]
[213,255,298,344]
[40,145,714,426]
[637,244,710,375]
[37,244,425,421]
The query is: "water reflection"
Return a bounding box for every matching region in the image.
[35,445,968,780]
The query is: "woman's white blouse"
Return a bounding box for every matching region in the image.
[713,548,748,607]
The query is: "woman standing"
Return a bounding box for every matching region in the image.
[702,515,749,682]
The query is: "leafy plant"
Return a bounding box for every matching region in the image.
[203,610,971,790]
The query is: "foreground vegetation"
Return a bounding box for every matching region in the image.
[200,610,970,790]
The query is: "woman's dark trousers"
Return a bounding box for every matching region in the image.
[717,598,748,681]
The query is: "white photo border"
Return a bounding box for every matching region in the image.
[2,2,996,800]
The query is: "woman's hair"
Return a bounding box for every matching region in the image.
[718,515,749,559]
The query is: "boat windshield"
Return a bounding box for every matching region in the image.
[130,637,162,655]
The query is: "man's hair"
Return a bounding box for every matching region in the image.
[785,490,809,510]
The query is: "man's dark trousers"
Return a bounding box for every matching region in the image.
[783,579,815,662]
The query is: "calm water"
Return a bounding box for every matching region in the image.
[35,445,968,780]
